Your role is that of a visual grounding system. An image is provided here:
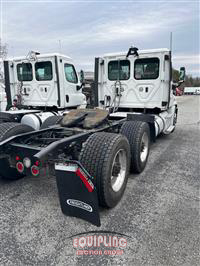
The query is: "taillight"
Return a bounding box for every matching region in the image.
[16,155,20,161]
[31,165,40,176]
[34,160,40,167]
[16,162,24,173]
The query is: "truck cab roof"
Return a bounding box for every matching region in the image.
[103,48,170,58]
[7,53,73,62]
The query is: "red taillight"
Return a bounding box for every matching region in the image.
[16,156,20,161]
[16,162,24,173]
[31,165,39,176]
[35,160,40,166]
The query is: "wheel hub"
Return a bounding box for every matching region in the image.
[111,149,127,192]
[112,163,121,176]
[140,132,149,163]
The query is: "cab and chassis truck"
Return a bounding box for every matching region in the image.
[0,47,185,226]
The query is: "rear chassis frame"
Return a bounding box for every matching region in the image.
[0,114,155,226]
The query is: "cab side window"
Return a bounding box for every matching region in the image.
[64,63,78,83]
[108,60,130,81]
[35,61,53,81]
[134,58,159,80]
[17,63,33,81]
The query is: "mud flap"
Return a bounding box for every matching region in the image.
[55,161,100,227]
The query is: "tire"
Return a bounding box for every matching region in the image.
[120,121,150,173]
[172,106,178,132]
[79,132,130,208]
[0,122,34,180]
[40,116,62,129]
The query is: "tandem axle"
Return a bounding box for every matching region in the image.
[0,109,156,226]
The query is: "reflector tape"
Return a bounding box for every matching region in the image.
[75,168,94,192]
[55,163,77,172]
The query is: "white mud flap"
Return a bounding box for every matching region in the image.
[55,161,100,227]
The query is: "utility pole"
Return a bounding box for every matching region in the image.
[170,32,173,53]
[59,40,62,53]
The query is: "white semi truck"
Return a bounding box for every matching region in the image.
[1,51,86,128]
[184,87,200,95]
[94,47,185,136]
[0,47,185,226]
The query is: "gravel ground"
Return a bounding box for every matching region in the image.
[0,95,199,266]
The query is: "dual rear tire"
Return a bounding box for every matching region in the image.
[79,132,131,208]
[79,121,150,208]
[120,121,150,173]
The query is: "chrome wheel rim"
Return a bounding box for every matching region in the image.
[140,132,149,162]
[111,149,127,192]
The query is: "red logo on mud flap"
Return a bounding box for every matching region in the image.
[76,168,94,192]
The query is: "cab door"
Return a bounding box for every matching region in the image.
[62,61,83,107]
[162,53,171,105]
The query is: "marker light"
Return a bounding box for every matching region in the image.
[31,165,40,176]
[23,157,31,168]
[16,162,24,173]
[35,160,40,166]
[16,156,20,161]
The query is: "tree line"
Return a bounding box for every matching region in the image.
[173,69,200,87]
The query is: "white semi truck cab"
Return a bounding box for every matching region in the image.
[94,47,185,135]
[4,52,86,110]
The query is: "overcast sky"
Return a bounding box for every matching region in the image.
[1,0,200,76]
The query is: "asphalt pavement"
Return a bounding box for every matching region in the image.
[0,95,199,266]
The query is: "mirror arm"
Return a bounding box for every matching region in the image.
[76,83,84,91]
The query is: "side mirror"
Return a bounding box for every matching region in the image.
[76,85,82,91]
[179,67,185,81]
[80,70,85,84]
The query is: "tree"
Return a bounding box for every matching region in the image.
[0,39,8,82]
[172,68,180,82]
[173,68,200,87]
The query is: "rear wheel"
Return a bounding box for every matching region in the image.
[120,121,150,173]
[79,132,130,208]
[40,116,62,129]
[0,123,34,180]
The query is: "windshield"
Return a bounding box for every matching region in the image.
[17,63,33,81]
[108,60,130,81]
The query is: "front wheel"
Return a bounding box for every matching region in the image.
[79,132,130,208]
